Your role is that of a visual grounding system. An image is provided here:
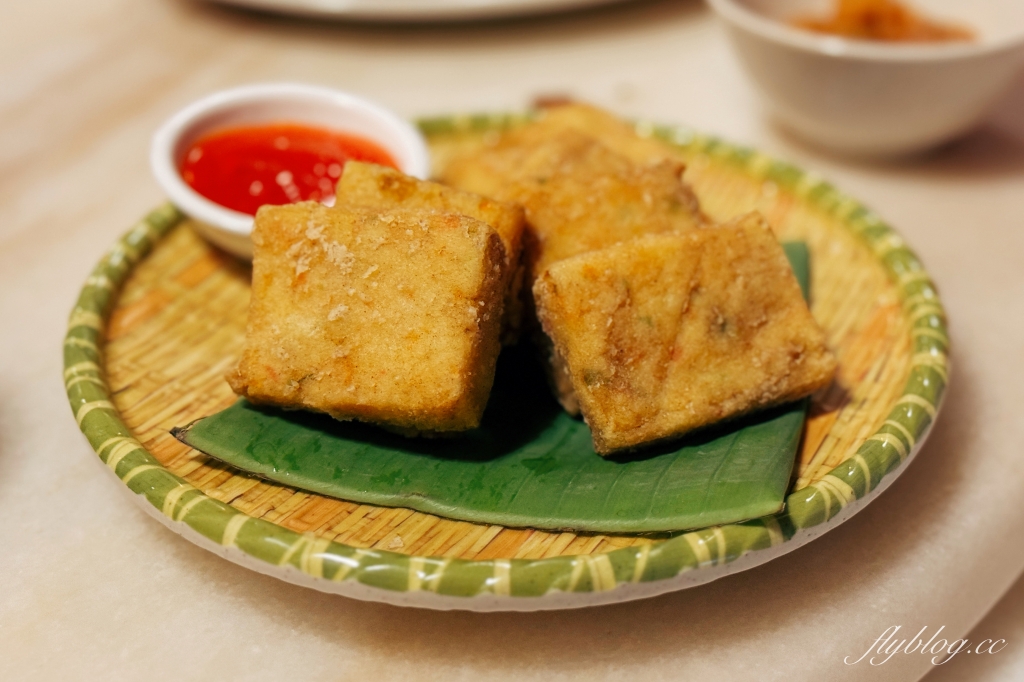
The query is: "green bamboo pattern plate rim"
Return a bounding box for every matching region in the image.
[64,114,948,610]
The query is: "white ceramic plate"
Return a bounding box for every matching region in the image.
[208,0,627,21]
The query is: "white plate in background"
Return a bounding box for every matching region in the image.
[208,0,628,22]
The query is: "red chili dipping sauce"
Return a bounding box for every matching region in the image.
[179,123,398,216]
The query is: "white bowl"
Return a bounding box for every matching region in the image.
[151,83,431,258]
[707,0,1024,156]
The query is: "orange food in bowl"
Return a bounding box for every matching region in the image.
[792,0,974,42]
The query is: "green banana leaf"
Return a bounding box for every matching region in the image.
[174,244,811,534]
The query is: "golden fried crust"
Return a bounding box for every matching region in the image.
[440,114,703,406]
[337,162,524,270]
[440,103,682,197]
[533,213,837,454]
[442,129,701,278]
[528,103,681,166]
[228,203,507,433]
[337,161,527,342]
[509,134,702,281]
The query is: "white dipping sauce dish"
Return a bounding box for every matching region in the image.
[150,83,431,259]
[707,0,1024,157]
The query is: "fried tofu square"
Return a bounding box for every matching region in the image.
[227,202,507,434]
[533,212,837,455]
[336,162,524,274]
[522,102,681,166]
[336,161,527,341]
[442,129,702,283]
[509,132,703,281]
[440,104,679,199]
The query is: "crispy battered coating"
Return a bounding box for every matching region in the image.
[441,104,680,199]
[336,161,526,341]
[533,213,837,454]
[512,133,702,282]
[525,102,681,166]
[440,105,704,408]
[228,202,507,434]
[442,129,702,283]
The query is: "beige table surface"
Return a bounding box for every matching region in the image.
[3,0,1024,680]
